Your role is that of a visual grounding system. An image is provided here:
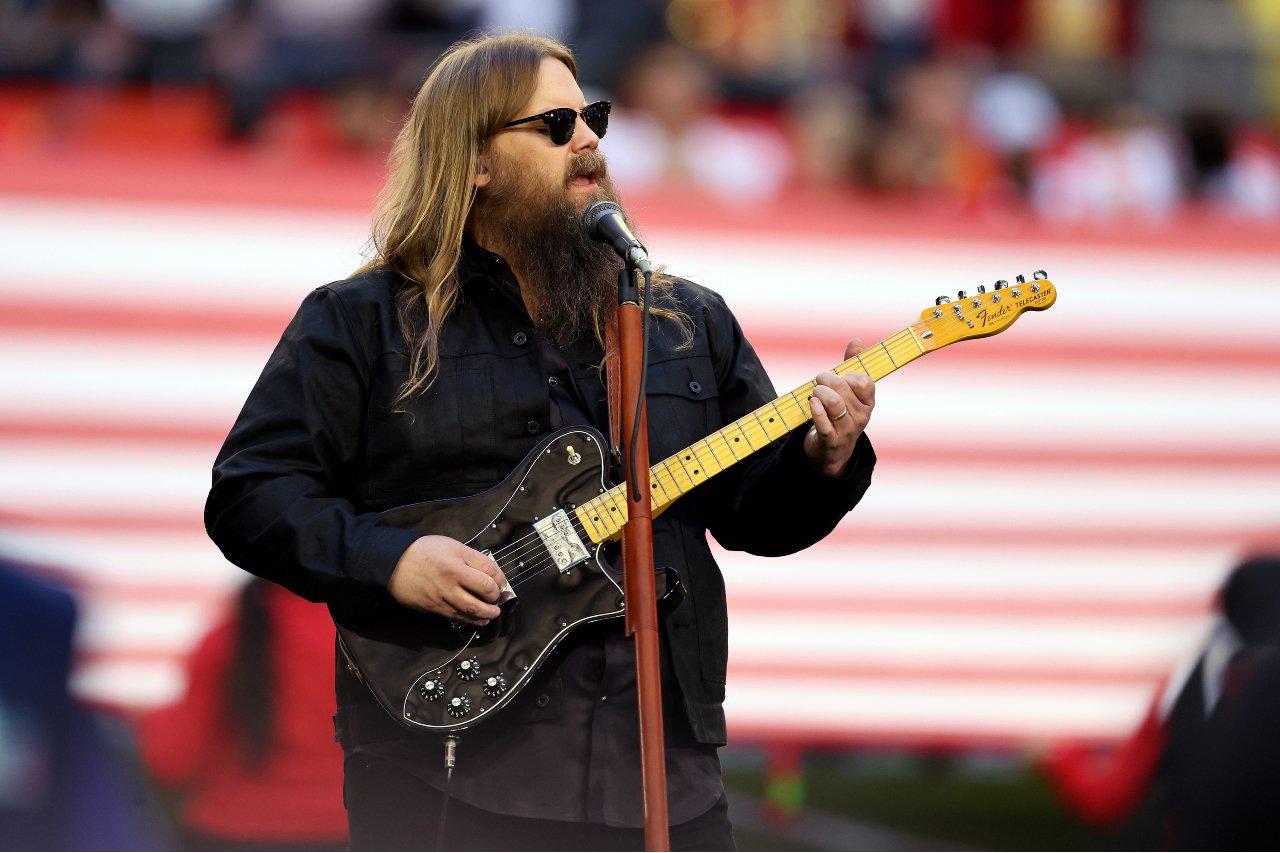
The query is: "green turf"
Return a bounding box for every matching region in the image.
[722,753,1134,851]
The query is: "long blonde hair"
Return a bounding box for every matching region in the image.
[357,33,690,404]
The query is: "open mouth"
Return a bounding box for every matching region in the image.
[569,169,600,188]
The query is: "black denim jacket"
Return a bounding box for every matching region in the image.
[205,246,875,746]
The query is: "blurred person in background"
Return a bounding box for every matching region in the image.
[212,0,393,141]
[1031,103,1183,222]
[787,79,872,191]
[204,31,876,850]
[0,554,168,849]
[138,578,347,851]
[868,57,1003,207]
[75,0,236,84]
[0,0,97,81]
[1041,552,1280,848]
[605,40,793,200]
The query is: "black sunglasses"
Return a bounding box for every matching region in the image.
[501,100,611,146]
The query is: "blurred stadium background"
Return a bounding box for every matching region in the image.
[2,0,1279,849]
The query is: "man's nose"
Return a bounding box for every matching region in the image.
[570,116,599,153]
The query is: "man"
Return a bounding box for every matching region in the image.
[205,33,876,851]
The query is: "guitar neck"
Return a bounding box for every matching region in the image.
[573,323,932,543]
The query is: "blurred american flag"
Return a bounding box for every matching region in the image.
[2,161,1277,751]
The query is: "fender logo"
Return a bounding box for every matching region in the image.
[975,304,1012,328]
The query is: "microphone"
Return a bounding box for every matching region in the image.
[583,201,652,273]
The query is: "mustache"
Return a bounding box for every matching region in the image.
[566,152,608,183]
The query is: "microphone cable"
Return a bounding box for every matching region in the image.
[629,268,652,503]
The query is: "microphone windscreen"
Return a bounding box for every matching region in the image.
[583,200,622,233]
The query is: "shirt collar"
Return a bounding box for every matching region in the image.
[458,236,515,296]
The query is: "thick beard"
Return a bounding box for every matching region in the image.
[473,153,627,347]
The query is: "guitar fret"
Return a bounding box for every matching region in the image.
[730,419,758,452]
[719,425,742,461]
[648,472,669,504]
[880,343,897,368]
[694,439,722,475]
[657,460,684,498]
[575,507,599,541]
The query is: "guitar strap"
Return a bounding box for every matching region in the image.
[604,313,622,462]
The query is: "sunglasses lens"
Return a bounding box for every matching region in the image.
[546,108,576,145]
[584,102,610,140]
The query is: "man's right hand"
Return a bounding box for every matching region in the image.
[387,535,508,626]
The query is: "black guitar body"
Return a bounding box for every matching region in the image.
[330,425,682,733]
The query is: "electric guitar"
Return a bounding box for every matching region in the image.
[332,272,1058,732]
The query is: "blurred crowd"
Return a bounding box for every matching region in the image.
[3,0,1280,220]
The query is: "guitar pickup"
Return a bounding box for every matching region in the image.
[533,509,590,574]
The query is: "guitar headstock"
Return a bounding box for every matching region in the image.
[913,270,1056,350]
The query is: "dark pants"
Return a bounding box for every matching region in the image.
[344,753,736,851]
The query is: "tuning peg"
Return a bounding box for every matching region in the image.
[993,280,1008,290]
[1015,274,1026,283]
[1033,269,1048,280]
[956,290,967,299]
[935,295,950,305]
[976,284,986,294]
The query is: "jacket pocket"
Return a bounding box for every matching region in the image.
[644,356,720,463]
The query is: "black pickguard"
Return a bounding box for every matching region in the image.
[330,426,682,733]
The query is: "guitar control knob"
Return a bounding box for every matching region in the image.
[482,674,508,698]
[419,678,444,701]
[935,295,950,305]
[457,658,480,680]
[993,280,1008,290]
[447,695,471,718]
[956,290,967,299]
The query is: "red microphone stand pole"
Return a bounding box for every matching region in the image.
[616,263,669,851]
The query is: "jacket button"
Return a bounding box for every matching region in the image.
[526,420,540,434]
[534,693,550,708]
[513,331,528,345]
[547,376,558,386]
[688,380,702,394]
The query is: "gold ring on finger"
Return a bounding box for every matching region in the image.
[833,408,849,421]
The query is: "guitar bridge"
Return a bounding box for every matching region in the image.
[533,509,590,574]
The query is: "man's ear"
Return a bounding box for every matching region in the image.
[474,157,491,189]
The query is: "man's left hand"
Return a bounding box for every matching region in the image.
[803,338,875,477]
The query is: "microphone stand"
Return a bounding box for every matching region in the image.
[616,260,670,851]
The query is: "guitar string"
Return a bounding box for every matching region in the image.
[484,327,928,584]
[490,329,926,586]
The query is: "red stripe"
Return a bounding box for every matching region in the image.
[728,593,1211,619]
[0,297,292,341]
[5,296,1278,372]
[727,725,1121,752]
[728,661,1166,686]
[748,332,1280,371]
[0,416,229,446]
